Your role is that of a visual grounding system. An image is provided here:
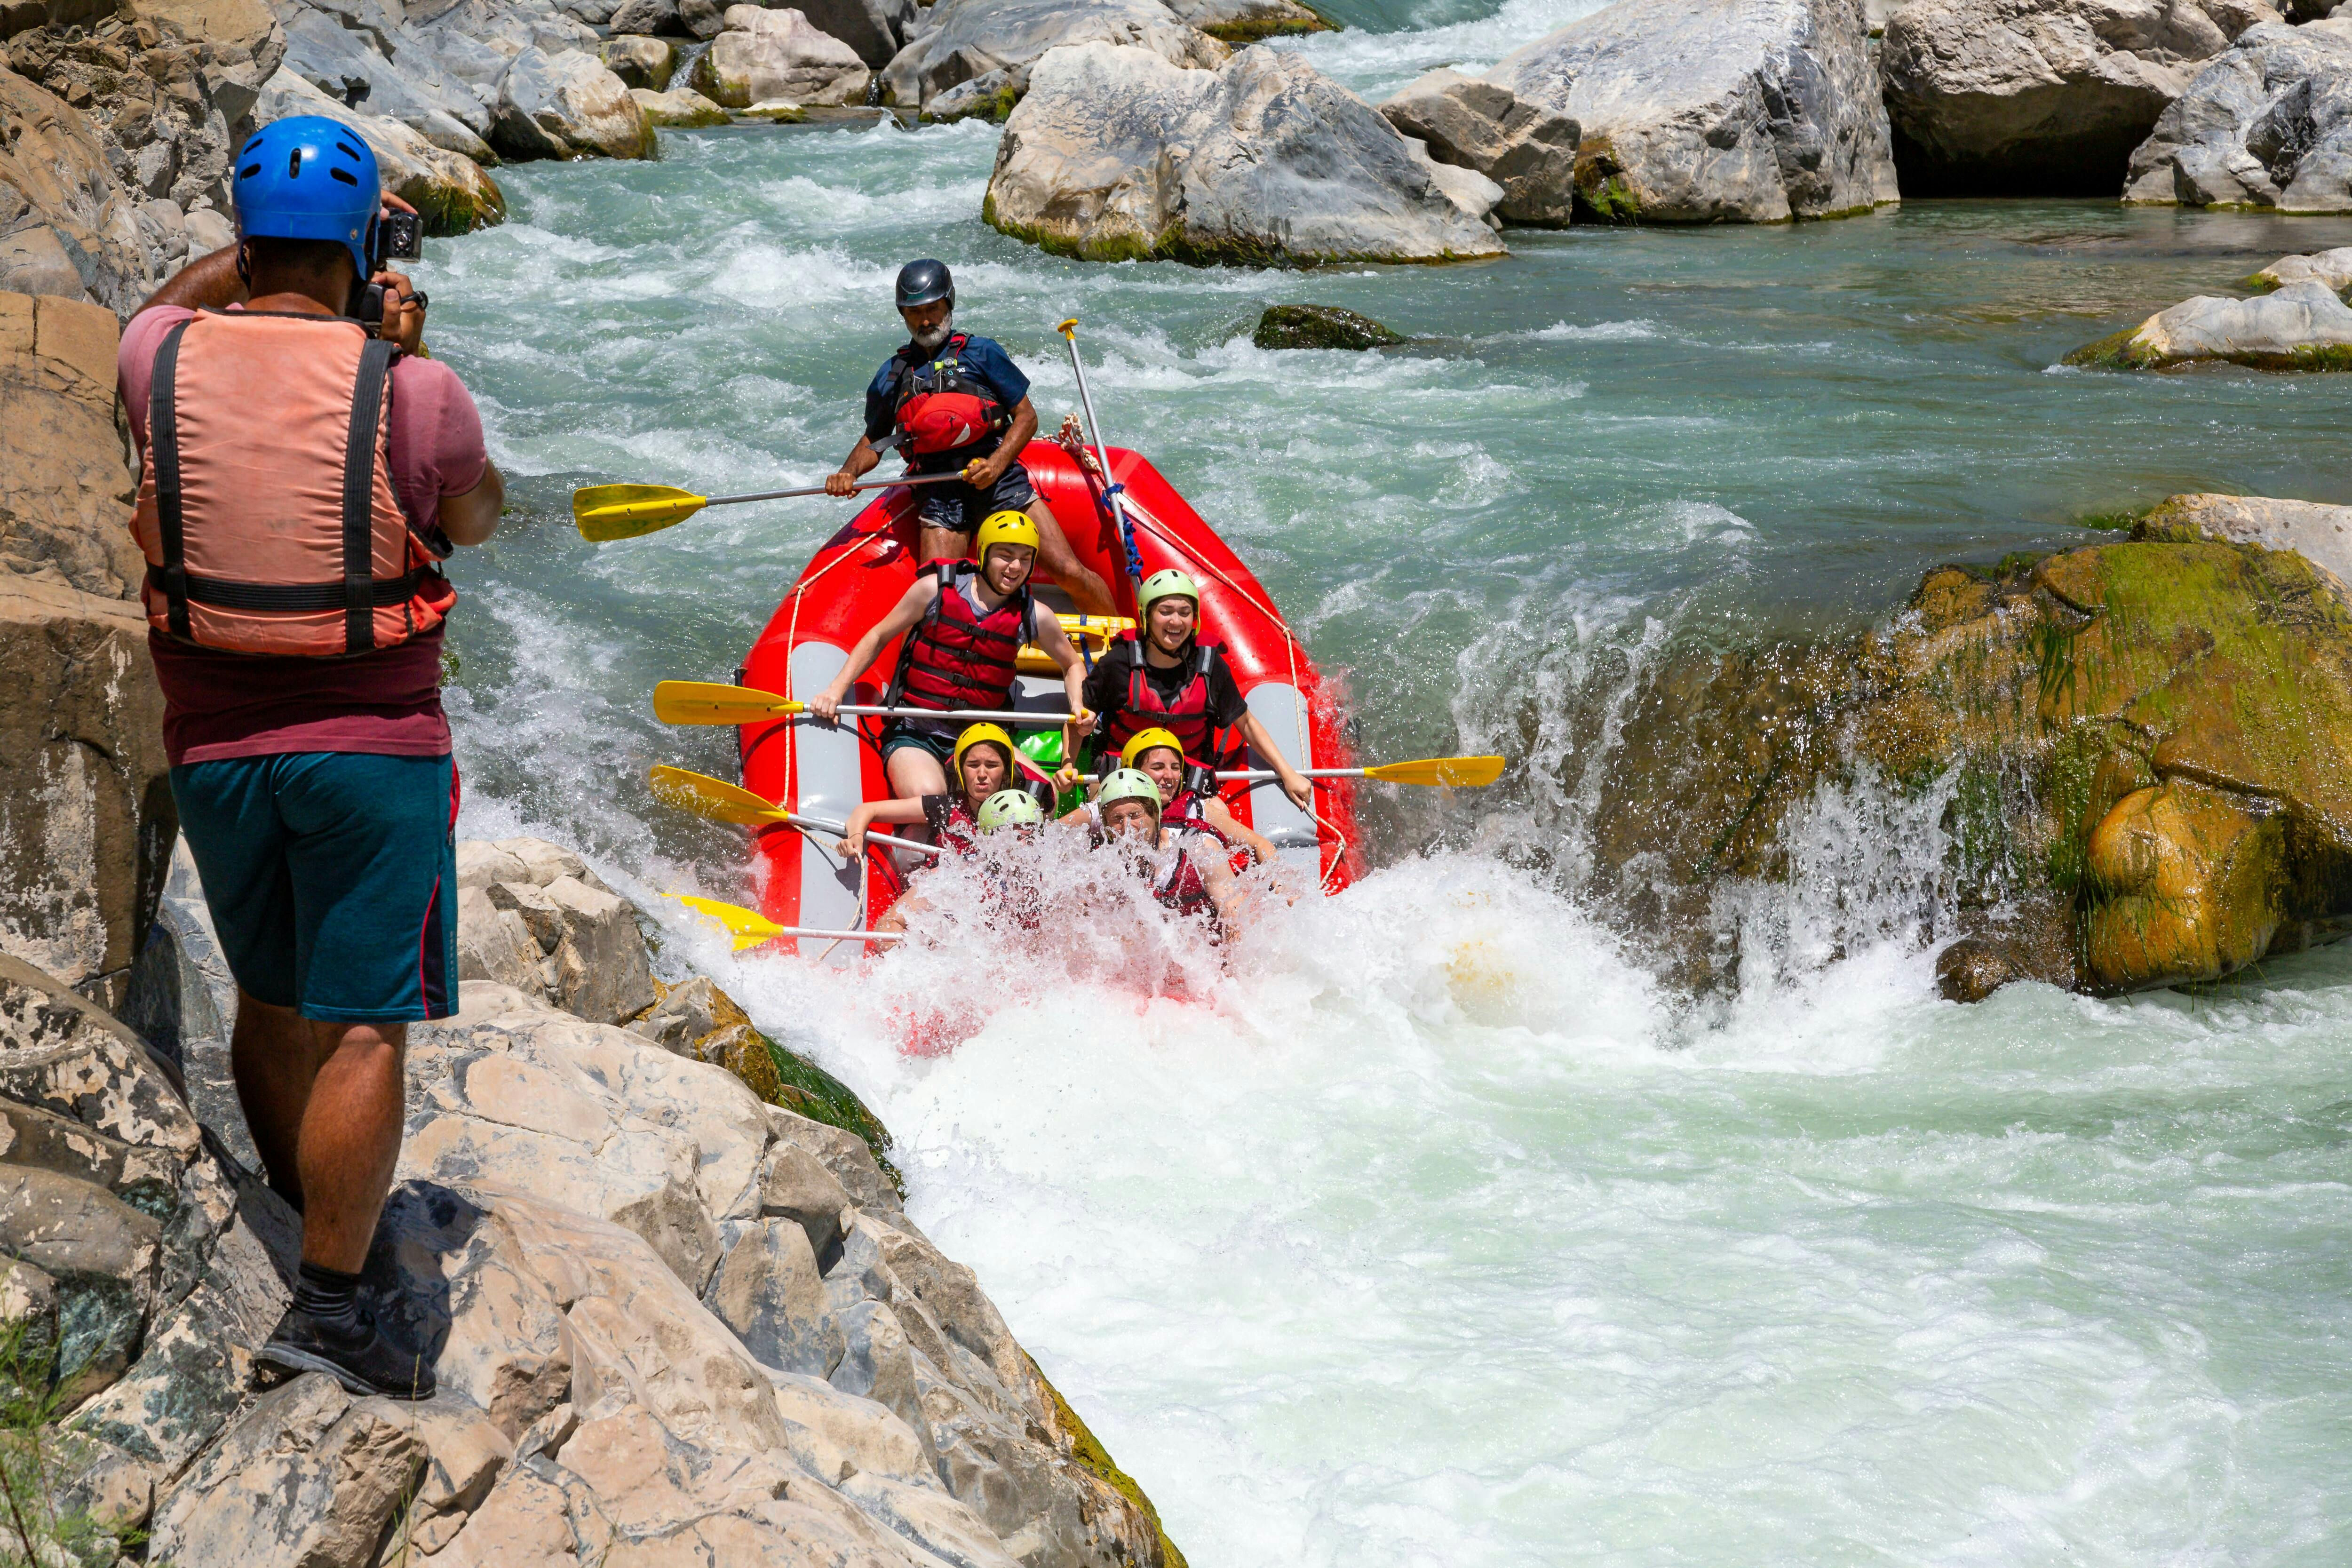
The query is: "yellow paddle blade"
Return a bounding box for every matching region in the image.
[574,483,709,542]
[648,764,791,827]
[670,893,785,951]
[1363,755,1507,788]
[653,681,803,726]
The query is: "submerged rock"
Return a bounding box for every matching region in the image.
[1381,0,1895,225]
[2122,17,2352,211]
[692,5,872,109]
[2062,278,2352,370]
[879,0,1227,117]
[987,41,1504,265]
[1253,303,1407,349]
[2249,247,2352,293]
[1526,519,2352,1000]
[1882,0,2276,197]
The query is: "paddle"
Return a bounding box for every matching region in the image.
[1080,755,1507,788]
[573,473,966,542]
[647,765,941,858]
[1057,317,1144,588]
[652,680,1078,731]
[671,892,902,951]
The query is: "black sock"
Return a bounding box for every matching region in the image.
[293,1261,366,1338]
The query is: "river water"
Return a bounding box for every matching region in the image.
[416,2,2352,1559]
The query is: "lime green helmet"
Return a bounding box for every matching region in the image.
[976,790,1044,833]
[1096,768,1163,818]
[1137,569,1200,616]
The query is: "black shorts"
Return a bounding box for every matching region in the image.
[915,459,1036,533]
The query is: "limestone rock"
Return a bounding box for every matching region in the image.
[0,1164,159,1404]
[1161,0,1332,42]
[879,0,1226,115]
[2122,17,2352,210]
[148,1374,428,1568]
[1377,66,1581,226]
[1883,0,2276,195]
[254,67,507,235]
[606,0,679,32]
[453,836,655,1023]
[758,1137,852,1258]
[691,6,871,109]
[1253,302,1406,349]
[493,44,657,159]
[602,33,675,90]
[278,6,496,161]
[1432,0,1896,224]
[2063,277,2352,370]
[791,0,917,68]
[633,82,729,124]
[0,66,156,313]
[987,41,1504,265]
[706,1216,841,1375]
[2250,247,2352,293]
[2137,491,2352,595]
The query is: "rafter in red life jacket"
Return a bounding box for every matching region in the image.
[886,560,1038,716]
[891,332,1008,456]
[1102,633,1224,761]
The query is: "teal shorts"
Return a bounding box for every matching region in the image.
[169,752,460,1024]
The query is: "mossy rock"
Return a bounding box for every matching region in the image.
[1026,1353,1189,1568]
[395,169,506,237]
[1252,304,1405,350]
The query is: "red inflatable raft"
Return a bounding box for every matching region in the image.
[736,442,1361,948]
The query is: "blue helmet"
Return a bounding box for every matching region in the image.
[232,115,380,283]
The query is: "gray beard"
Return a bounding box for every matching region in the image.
[909,313,954,351]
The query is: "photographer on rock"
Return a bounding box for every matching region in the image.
[117,114,506,1400]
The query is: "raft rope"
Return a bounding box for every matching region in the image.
[777,519,901,831]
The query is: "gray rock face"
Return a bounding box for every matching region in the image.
[633,82,730,123]
[691,5,871,107]
[278,5,496,161]
[1161,0,1331,41]
[254,68,508,233]
[493,43,657,158]
[453,837,658,1024]
[2122,17,2352,210]
[2064,276,2352,368]
[1378,66,1581,225]
[606,0,679,31]
[0,68,156,316]
[1409,0,1896,225]
[880,0,1226,114]
[601,33,675,90]
[792,0,917,68]
[1884,0,2279,196]
[988,41,1504,264]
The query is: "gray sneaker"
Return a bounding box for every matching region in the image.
[257,1305,437,1400]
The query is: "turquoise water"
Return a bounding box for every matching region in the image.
[415,12,2352,1560]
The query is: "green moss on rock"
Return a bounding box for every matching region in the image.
[1252,303,1406,350]
[1027,1354,1189,1568]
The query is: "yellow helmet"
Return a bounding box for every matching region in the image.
[1120,727,1186,772]
[976,510,1040,568]
[952,723,1015,787]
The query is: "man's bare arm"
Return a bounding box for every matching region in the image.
[132,245,246,318]
[438,463,505,547]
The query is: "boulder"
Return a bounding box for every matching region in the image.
[1398,0,1894,225]
[0,294,174,1005]
[2250,247,2352,293]
[680,0,728,35]
[1884,0,2279,196]
[1161,0,1332,41]
[453,836,657,1023]
[0,66,156,312]
[277,6,496,161]
[987,41,1504,265]
[601,33,675,90]
[0,1164,160,1404]
[2136,491,2352,593]
[1377,66,1581,226]
[879,0,1226,114]
[493,44,657,159]
[1253,302,1406,349]
[791,0,917,68]
[691,6,871,109]
[254,68,508,234]
[606,0,679,31]
[2062,277,2352,369]
[633,82,730,124]
[2122,17,2352,210]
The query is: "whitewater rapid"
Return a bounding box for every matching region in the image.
[420,5,2352,1556]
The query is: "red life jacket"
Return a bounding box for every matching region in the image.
[1103,635,1225,760]
[1161,788,1227,844]
[922,794,980,856]
[888,561,1036,715]
[130,310,454,656]
[1152,835,1218,924]
[892,332,1007,456]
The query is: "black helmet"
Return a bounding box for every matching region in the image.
[896,258,954,310]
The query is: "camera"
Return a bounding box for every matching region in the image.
[352,212,427,336]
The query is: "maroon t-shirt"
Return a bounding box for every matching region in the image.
[118,305,490,765]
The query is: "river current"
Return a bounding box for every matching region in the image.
[417,1,2352,1559]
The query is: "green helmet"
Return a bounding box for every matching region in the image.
[1096,768,1164,819]
[1137,569,1200,616]
[976,789,1043,833]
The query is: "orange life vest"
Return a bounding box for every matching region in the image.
[131,310,454,657]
